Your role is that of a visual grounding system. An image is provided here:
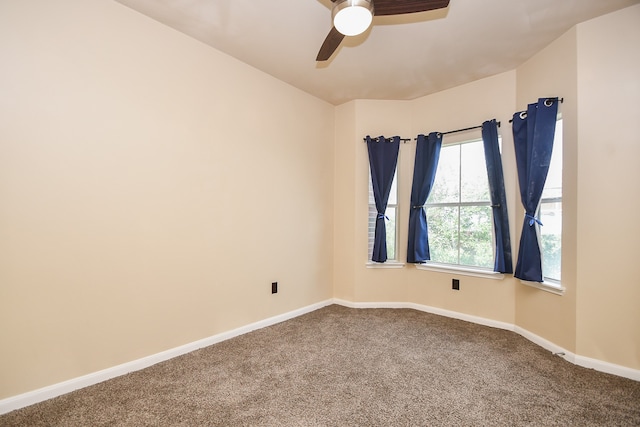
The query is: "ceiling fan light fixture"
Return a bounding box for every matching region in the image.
[332,0,374,37]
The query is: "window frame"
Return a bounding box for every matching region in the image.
[423,137,496,271]
[367,167,400,265]
[522,117,564,292]
[538,196,562,283]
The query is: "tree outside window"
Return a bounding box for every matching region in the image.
[426,139,494,269]
[539,120,563,282]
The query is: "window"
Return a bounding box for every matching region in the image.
[368,171,398,261]
[425,139,494,269]
[539,119,563,282]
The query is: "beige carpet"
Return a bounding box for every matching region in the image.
[2,305,639,426]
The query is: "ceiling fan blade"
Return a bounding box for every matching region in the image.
[316,26,346,61]
[373,0,450,16]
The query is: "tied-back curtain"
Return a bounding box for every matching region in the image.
[407,132,442,263]
[481,119,513,273]
[367,135,400,263]
[512,98,559,282]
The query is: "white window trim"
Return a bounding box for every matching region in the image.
[414,263,504,280]
[366,261,405,269]
[520,279,565,295]
[425,137,496,271]
[531,117,564,291]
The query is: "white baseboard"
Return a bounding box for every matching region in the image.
[333,298,514,331]
[332,298,640,382]
[2,298,638,415]
[509,325,639,381]
[0,299,334,415]
[574,354,640,381]
[513,325,575,362]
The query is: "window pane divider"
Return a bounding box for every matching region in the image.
[540,197,562,203]
[426,201,491,208]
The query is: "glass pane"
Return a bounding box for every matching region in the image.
[429,145,460,204]
[460,141,490,202]
[368,166,397,261]
[386,207,396,260]
[540,201,562,281]
[368,205,376,258]
[367,206,396,261]
[369,170,398,205]
[388,172,398,205]
[426,206,459,264]
[542,120,563,200]
[459,206,493,268]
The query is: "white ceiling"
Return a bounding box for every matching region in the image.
[114,0,639,105]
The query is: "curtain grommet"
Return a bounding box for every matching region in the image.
[519,111,527,120]
[544,98,555,107]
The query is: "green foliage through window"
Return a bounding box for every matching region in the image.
[539,119,563,282]
[426,140,494,268]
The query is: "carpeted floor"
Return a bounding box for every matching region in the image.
[2,305,639,426]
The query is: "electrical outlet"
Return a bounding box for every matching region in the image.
[272,282,278,294]
[452,279,460,290]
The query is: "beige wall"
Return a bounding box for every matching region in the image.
[334,5,640,372]
[407,73,517,323]
[513,4,640,370]
[1,0,638,403]
[575,5,640,368]
[333,101,358,302]
[514,27,579,353]
[352,100,413,303]
[0,0,334,399]
[333,72,518,322]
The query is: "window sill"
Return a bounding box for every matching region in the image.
[519,280,565,295]
[366,261,405,269]
[414,263,504,280]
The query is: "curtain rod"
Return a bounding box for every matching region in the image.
[509,97,564,123]
[362,137,412,143]
[415,120,501,140]
[440,121,501,136]
[440,124,484,135]
[363,118,502,143]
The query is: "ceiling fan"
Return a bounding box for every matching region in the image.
[316,0,450,61]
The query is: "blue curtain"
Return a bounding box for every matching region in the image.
[367,135,400,263]
[512,98,559,282]
[481,120,513,274]
[407,132,442,263]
